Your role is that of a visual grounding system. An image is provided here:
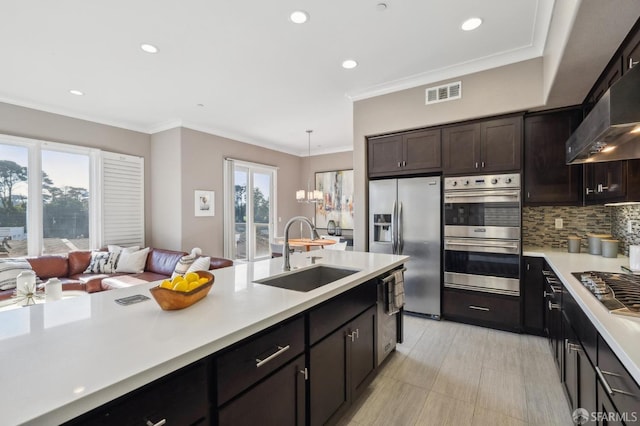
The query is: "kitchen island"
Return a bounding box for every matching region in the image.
[0,250,407,425]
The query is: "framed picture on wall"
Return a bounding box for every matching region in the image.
[195,190,215,216]
[314,169,354,230]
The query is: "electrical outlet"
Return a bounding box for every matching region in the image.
[555,218,563,229]
[629,220,638,233]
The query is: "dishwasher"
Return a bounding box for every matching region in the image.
[377,268,404,366]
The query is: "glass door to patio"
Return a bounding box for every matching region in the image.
[231,163,275,262]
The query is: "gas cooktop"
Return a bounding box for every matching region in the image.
[572,271,640,318]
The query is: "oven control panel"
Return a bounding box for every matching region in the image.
[444,173,520,190]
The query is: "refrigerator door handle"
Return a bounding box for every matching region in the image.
[398,202,404,254]
[392,200,398,254]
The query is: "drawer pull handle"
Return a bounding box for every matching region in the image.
[256,345,290,368]
[599,369,638,397]
[468,305,489,312]
[146,420,167,426]
[596,366,615,396]
[548,300,560,311]
[300,367,308,380]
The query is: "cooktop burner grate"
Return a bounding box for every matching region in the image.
[572,271,640,317]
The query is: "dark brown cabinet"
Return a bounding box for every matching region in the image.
[442,288,520,331]
[584,161,627,204]
[443,116,522,175]
[523,109,583,206]
[368,129,441,178]
[218,354,306,426]
[65,361,209,426]
[310,305,376,426]
[522,256,544,335]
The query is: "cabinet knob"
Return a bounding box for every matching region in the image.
[481,161,485,168]
[630,57,639,69]
[491,178,498,184]
[586,187,595,195]
[475,162,479,169]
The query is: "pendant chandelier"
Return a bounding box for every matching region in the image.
[296,130,323,203]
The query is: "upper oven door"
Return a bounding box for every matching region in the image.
[444,189,520,239]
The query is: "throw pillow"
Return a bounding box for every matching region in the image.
[84,251,119,274]
[171,254,197,279]
[0,258,33,290]
[115,247,150,273]
[108,245,140,254]
[186,256,211,273]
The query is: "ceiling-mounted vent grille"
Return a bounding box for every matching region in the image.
[425,81,462,105]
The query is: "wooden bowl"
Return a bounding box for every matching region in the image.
[149,271,215,310]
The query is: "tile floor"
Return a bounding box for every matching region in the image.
[337,315,573,426]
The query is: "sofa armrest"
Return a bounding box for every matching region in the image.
[209,257,233,270]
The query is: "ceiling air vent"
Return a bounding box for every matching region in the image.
[425,81,462,105]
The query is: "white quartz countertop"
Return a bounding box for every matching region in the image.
[523,247,640,384]
[0,250,407,425]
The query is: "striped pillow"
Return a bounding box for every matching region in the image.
[0,258,33,290]
[171,254,196,279]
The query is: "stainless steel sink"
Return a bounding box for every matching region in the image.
[254,265,359,292]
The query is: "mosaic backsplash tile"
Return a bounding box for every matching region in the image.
[523,206,611,250]
[523,205,640,255]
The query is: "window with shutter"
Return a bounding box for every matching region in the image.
[101,152,145,248]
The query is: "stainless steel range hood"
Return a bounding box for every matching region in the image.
[566,63,640,164]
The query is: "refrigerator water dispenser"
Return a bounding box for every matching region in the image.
[373,214,392,242]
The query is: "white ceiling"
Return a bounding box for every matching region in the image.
[1,1,557,156]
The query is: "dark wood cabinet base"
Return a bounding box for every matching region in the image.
[442,288,520,332]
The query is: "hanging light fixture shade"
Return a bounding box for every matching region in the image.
[297,130,323,203]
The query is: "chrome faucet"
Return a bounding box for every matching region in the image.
[283,216,320,271]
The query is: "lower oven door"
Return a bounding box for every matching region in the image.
[444,238,520,296]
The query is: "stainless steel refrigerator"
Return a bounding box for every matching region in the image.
[369,177,441,317]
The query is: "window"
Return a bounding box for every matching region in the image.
[224,159,277,261]
[0,135,144,256]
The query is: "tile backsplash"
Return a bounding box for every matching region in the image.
[523,204,640,255]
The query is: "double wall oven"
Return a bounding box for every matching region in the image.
[443,173,521,296]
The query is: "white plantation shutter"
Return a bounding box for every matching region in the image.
[101,152,144,247]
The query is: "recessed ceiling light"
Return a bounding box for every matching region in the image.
[197,103,205,107]
[140,43,159,54]
[461,17,482,31]
[376,3,388,11]
[290,11,309,24]
[631,125,640,134]
[342,59,358,69]
[69,89,84,96]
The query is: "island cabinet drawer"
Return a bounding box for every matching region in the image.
[65,361,208,426]
[308,279,377,345]
[216,315,305,405]
[443,288,520,329]
[597,335,640,418]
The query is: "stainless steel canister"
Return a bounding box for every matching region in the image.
[587,233,612,255]
[567,236,581,253]
[601,239,619,258]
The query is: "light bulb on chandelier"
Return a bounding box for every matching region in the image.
[296,130,323,203]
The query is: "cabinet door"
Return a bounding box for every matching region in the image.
[563,314,579,410]
[348,306,376,398]
[597,382,625,426]
[523,110,583,205]
[578,344,597,426]
[402,129,441,172]
[442,123,481,175]
[584,162,627,203]
[368,135,403,177]
[522,257,544,334]
[598,336,640,421]
[480,116,522,173]
[622,26,640,74]
[218,354,306,426]
[310,327,348,426]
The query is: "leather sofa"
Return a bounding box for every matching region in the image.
[0,248,233,301]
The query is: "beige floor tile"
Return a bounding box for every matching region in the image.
[485,328,523,351]
[472,407,528,426]
[483,342,523,376]
[390,343,448,390]
[524,373,572,426]
[452,323,489,348]
[520,333,550,355]
[521,348,560,384]
[414,391,474,426]
[349,375,429,426]
[431,353,482,403]
[476,367,527,421]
